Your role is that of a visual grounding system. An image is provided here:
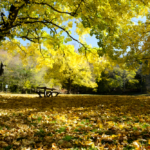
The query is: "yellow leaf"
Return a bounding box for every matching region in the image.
[98,123,103,129]
[68,22,73,28]
[81,141,94,147]
[38,17,43,21]
[148,139,150,145]
[112,134,117,138]
[133,141,140,148]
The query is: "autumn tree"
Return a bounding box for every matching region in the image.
[0,49,52,93]
[0,34,113,95]
[92,6,150,70]
[1,0,149,84]
[0,0,147,52]
[44,44,98,93]
[97,67,139,94]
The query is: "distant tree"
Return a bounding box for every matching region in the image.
[0,49,50,93]
[97,67,139,94]
[44,45,97,94]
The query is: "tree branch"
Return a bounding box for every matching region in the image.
[34,28,45,58]
[15,20,87,49]
[46,21,86,49]
[16,43,27,56]
[0,1,86,50]
[8,39,27,56]
[0,2,25,33]
[34,2,72,15]
[18,16,39,20]
[1,13,6,25]
[33,0,83,16]
[19,35,36,43]
[71,0,84,16]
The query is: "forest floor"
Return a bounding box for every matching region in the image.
[0,94,150,150]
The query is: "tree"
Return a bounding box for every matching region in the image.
[97,67,139,94]
[44,45,98,93]
[92,7,150,70]
[0,0,146,50]
[0,49,52,93]
[110,67,139,92]
[1,0,149,88]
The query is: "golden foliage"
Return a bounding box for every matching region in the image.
[0,94,150,149]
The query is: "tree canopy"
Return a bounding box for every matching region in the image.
[44,45,98,93]
[0,0,148,51]
[1,0,150,85]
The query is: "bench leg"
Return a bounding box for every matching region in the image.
[39,92,42,98]
[51,92,53,97]
[37,91,42,98]
[55,93,59,97]
[47,92,52,97]
[44,89,47,97]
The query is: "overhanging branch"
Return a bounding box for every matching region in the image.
[0,1,87,50]
[33,0,83,16]
[46,21,87,49]
[16,20,87,49]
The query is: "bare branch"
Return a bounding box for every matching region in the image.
[32,0,83,16]
[19,35,36,43]
[18,16,39,20]
[33,2,72,16]
[18,29,36,42]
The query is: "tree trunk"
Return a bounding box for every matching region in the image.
[1,82,3,92]
[67,78,72,94]
[123,70,125,93]
[141,75,143,93]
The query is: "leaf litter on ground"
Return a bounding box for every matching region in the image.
[0,95,150,149]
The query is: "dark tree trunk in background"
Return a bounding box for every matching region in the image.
[67,78,73,94]
[0,62,4,76]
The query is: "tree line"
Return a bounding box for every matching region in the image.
[0,49,146,94]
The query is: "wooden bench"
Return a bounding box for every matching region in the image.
[35,87,61,97]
